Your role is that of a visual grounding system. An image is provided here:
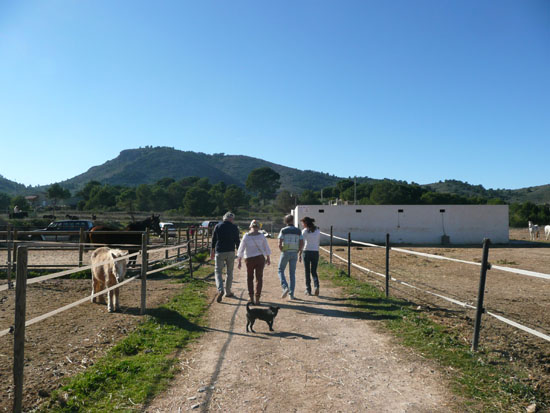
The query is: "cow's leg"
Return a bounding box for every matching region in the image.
[106,273,116,312]
[91,275,96,303]
[97,277,107,304]
[113,287,120,312]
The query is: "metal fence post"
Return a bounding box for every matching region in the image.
[329,225,333,265]
[385,233,390,298]
[472,238,491,352]
[140,232,148,315]
[78,228,85,267]
[347,232,351,277]
[13,246,28,413]
[7,224,13,289]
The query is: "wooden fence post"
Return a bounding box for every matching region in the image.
[472,238,491,352]
[385,233,390,298]
[177,227,182,260]
[7,224,13,289]
[347,232,351,277]
[13,246,28,413]
[78,228,85,267]
[329,226,333,265]
[140,232,148,315]
[187,239,194,278]
[164,228,169,260]
[194,229,198,255]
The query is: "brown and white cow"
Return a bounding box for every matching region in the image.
[90,247,128,312]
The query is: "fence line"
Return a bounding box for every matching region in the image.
[319,246,550,344]
[0,241,195,292]
[0,240,201,338]
[320,231,550,281]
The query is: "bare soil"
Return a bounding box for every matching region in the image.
[333,228,550,398]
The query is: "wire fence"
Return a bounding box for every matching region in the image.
[320,230,550,345]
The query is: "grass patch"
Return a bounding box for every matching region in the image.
[318,260,547,412]
[43,264,212,412]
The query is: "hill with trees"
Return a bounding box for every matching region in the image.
[56,147,341,193]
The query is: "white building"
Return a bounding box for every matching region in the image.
[293,204,509,245]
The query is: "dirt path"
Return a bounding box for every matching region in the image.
[146,240,456,412]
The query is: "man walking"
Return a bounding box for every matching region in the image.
[278,214,304,300]
[211,212,241,303]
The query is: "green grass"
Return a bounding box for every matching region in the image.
[318,260,548,413]
[43,264,212,412]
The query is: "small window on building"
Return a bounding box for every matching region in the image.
[440,209,446,213]
[398,209,404,213]
[318,209,324,213]
[356,209,362,213]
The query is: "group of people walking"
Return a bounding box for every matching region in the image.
[210,212,320,305]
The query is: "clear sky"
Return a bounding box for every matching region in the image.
[1,1,548,190]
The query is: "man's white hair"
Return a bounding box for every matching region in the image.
[223,211,235,221]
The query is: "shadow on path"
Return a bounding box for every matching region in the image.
[277,302,400,321]
[261,331,318,340]
[200,290,245,413]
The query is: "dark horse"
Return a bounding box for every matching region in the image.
[88,215,162,266]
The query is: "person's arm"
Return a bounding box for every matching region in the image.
[237,234,246,269]
[233,225,241,251]
[263,237,272,265]
[210,227,218,260]
[278,238,283,252]
[298,236,304,262]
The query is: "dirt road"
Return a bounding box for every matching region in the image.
[146,239,455,412]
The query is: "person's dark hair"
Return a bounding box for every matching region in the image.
[301,216,316,232]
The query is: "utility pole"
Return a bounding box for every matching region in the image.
[354,176,357,205]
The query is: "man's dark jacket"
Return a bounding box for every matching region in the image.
[211,220,240,253]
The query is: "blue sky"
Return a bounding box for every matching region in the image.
[1,1,548,190]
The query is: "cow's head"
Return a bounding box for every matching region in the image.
[111,249,128,283]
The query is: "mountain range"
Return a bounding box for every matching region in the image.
[1,146,549,203]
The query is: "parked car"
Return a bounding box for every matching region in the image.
[159,222,177,238]
[199,220,220,234]
[29,220,94,241]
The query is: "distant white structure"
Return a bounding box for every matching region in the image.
[293,205,509,245]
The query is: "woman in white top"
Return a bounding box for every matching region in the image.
[299,216,321,296]
[237,220,271,304]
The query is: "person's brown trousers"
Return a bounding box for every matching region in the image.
[245,255,266,298]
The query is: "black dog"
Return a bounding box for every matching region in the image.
[246,302,280,333]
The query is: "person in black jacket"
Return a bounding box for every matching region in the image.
[210,212,241,303]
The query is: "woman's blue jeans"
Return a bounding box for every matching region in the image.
[303,251,319,293]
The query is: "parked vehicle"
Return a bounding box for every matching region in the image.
[199,220,220,234]
[29,220,94,241]
[159,222,177,237]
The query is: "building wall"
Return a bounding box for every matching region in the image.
[293,205,509,245]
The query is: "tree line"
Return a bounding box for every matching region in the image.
[1,168,549,227]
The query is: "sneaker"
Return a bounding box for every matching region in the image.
[314,287,319,296]
[304,290,312,296]
[225,292,235,298]
[216,292,223,303]
[281,287,289,299]
[288,294,296,300]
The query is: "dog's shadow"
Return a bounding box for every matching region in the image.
[260,331,318,340]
